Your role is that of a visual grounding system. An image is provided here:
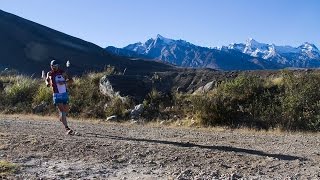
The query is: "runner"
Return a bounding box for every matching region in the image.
[45,60,75,135]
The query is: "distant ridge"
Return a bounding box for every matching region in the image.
[0,10,175,75]
[106,35,319,70]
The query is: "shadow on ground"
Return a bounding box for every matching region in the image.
[84,133,306,161]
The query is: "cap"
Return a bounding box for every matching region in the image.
[50,60,59,66]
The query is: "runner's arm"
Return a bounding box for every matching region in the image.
[45,72,51,87]
[63,72,74,84]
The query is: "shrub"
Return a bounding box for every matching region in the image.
[2,70,320,132]
[4,76,38,106]
[190,75,282,129]
[280,71,320,131]
[142,89,174,120]
[105,97,131,118]
[171,93,194,119]
[32,83,52,105]
[68,71,126,118]
[0,160,18,175]
[190,93,228,126]
[68,76,107,117]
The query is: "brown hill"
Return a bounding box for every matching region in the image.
[0,9,175,75]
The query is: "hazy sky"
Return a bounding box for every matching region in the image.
[0,0,319,48]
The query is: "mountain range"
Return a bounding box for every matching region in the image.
[226,38,320,68]
[1,8,319,74]
[106,35,320,70]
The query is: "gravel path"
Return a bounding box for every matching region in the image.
[0,115,320,179]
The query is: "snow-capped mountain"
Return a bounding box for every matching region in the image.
[106,35,319,70]
[298,42,320,59]
[227,39,320,67]
[106,34,281,70]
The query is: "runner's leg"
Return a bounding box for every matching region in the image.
[62,104,69,128]
[57,103,69,130]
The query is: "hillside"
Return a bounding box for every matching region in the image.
[0,10,175,76]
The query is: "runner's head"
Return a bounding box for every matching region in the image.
[50,60,59,71]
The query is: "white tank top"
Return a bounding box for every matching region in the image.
[54,75,67,93]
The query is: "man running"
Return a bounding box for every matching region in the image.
[45,60,74,135]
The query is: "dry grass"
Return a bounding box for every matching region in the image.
[0,114,57,121]
[0,160,17,175]
[0,113,97,122]
[154,117,319,136]
[0,113,115,125]
[1,113,320,136]
[0,144,8,151]
[0,132,9,150]
[270,77,283,86]
[2,71,320,131]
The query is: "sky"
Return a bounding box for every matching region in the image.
[0,0,319,48]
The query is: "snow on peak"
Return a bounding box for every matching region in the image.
[237,39,311,59]
[245,38,269,50]
[153,34,175,45]
[228,43,245,52]
[298,42,320,58]
[299,42,319,52]
[246,38,257,44]
[242,38,270,58]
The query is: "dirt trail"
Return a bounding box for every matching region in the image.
[0,115,320,179]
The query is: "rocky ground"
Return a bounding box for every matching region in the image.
[0,115,320,179]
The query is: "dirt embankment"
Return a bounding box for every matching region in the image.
[0,115,320,179]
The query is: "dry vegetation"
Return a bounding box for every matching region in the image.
[1,69,320,131]
[0,160,18,176]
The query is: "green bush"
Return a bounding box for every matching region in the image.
[105,97,131,118]
[1,70,320,132]
[0,160,18,175]
[68,76,108,117]
[142,89,174,120]
[188,72,320,131]
[0,83,4,107]
[68,70,128,119]
[171,93,194,119]
[32,83,52,105]
[190,75,282,129]
[190,94,227,126]
[4,76,38,106]
[280,71,320,131]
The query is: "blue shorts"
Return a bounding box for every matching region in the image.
[53,92,69,105]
